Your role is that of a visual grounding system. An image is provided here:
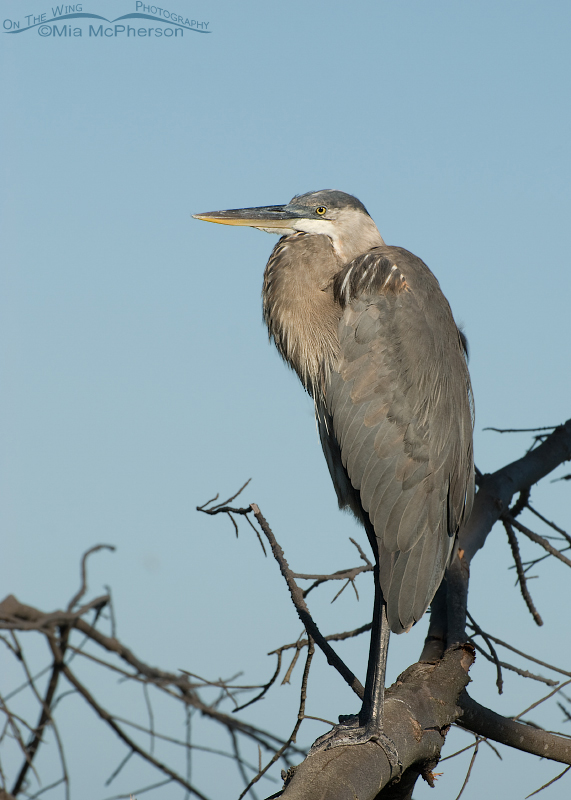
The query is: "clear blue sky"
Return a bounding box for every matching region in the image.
[1,1,570,798]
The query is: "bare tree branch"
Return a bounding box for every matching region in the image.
[3,416,571,799]
[457,693,571,764]
[460,419,571,564]
[67,545,115,612]
[506,515,571,569]
[503,519,544,626]
[471,643,557,687]
[471,633,571,679]
[525,765,571,799]
[277,645,475,800]
[250,503,365,701]
[51,641,212,800]
[239,638,315,800]
[466,612,504,693]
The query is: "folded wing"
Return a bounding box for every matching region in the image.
[319,246,474,633]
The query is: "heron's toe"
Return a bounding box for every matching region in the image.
[309,722,402,777]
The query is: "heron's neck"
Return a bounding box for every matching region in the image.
[328,214,385,264]
[262,233,341,397]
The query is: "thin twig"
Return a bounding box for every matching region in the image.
[230,729,259,800]
[454,736,481,800]
[294,564,372,581]
[0,699,37,739]
[142,683,155,755]
[507,515,571,569]
[105,751,134,786]
[25,777,67,799]
[196,480,252,513]
[527,505,571,545]
[269,622,372,656]
[282,642,304,686]
[0,696,40,783]
[467,612,504,693]
[232,653,282,714]
[514,679,571,720]
[330,579,351,603]
[471,642,557,686]
[525,765,571,798]
[440,741,476,762]
[250,504,364,701]
[103,584,117,638]
[301,565,372,599]
[484,426,558,433]
[53,649,212,800]
[503,519,543,625]
[237,638,315,800]
[101,778,173,800]
[197,482,268,554]
[185,706,192,799]
[113,714,270,771]
[301,714,336,726]
[10,629,70,799]
[67,544,116,612]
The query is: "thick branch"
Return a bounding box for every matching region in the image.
[427,418,571,648]
[275,645,474,800]
[460,418,571,563]
[457,693,571,764]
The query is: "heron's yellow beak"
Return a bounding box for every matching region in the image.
[192,214,251,226]
[193,204,301,230]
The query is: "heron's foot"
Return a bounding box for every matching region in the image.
[308,713,359,751]
[337,713,359,726]
[309,720,402,775]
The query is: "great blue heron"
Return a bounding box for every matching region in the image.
[193,190,474,758]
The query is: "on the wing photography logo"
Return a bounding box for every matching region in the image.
[3,2,210,38]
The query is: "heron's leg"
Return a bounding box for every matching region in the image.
[309,575,402,774]
[359,583,390,729]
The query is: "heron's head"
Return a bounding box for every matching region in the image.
[193,190,384,263]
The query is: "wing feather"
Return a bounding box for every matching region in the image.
[321,245,474,633]
[345,420,379,482]
[362,455,399,518]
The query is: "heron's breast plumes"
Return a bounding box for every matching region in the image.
[262,233,342,397]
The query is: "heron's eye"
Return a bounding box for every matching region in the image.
[315,206,327,216]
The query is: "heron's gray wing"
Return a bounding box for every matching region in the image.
[323,246,474,634]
